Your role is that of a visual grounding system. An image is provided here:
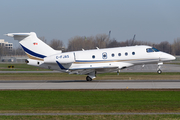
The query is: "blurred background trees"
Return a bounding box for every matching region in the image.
[67,34,109,51]
[171,38,180,55]
[49,39,64,50]
[67,34,180,55]
[2,34,180,56]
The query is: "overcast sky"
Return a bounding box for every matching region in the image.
[0,0,180,48]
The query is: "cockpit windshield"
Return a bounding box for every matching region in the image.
[146,47,160,53]
[146,48,154,53]
[152,47,159,52]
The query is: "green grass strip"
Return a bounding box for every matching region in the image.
[1,115,180,120]
[0,90,180,112]
[0,63,51,71]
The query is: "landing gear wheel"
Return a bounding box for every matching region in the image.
[86,76,92,81]
[157,69,162,74]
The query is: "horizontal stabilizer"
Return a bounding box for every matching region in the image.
[5,32,34,41]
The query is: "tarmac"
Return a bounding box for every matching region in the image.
[0,80,180,89]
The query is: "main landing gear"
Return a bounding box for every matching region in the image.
[86,71,96,81]
[86,76,92,81]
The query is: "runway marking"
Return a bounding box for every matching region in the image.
[152,81,156,88]
[93,81,100,89]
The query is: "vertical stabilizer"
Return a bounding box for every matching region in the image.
[6,32,61,61]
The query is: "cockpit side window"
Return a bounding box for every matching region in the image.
[146,48,154,53]
[152,47,159,52]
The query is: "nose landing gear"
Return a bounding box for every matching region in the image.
[157,62,163,74]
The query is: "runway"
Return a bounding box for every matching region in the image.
[0,80,180,89]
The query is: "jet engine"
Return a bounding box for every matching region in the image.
[25,59,43,66]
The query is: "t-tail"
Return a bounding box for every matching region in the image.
[6,32,61,61]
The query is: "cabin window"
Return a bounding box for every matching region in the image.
[125,52,128,56]
[132,52,135,55]
[92,55,95,59]
[146,48,154,53]
[112,53,115,57]
[118,53,121,56]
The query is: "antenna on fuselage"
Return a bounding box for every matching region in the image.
[109,30,111,39]
[131,34,136,46]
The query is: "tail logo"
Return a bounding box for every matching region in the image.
[33,42,38,45]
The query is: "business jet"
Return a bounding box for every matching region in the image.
[6,32,175,81]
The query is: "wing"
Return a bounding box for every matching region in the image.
[69,62,134,75]
[69,66,118,75]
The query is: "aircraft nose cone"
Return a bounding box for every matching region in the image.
[169,55,176,61]
[166,54,176,61]
[160,53,176,61]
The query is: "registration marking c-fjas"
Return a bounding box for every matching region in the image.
[56,55,69,59]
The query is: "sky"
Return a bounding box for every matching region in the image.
[0,0,180,48]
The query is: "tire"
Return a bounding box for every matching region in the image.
[86,76,92,81]
[157,69,162,74]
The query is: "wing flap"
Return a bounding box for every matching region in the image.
[69,66,118,70]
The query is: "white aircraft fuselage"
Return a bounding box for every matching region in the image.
[6,32,175,81]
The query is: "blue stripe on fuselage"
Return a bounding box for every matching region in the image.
[75,59,158,63]
[75,60,109,62]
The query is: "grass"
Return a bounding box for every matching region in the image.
[1,115,180,120]
[0,73,86,80]
[96,72,180,80]
[166,62,180,65]
[0,90,180,113]
[0,72,179,80]
[0,63,51,71]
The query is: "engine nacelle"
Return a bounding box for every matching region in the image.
[44,52,75,64]
[26,59,43,66]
